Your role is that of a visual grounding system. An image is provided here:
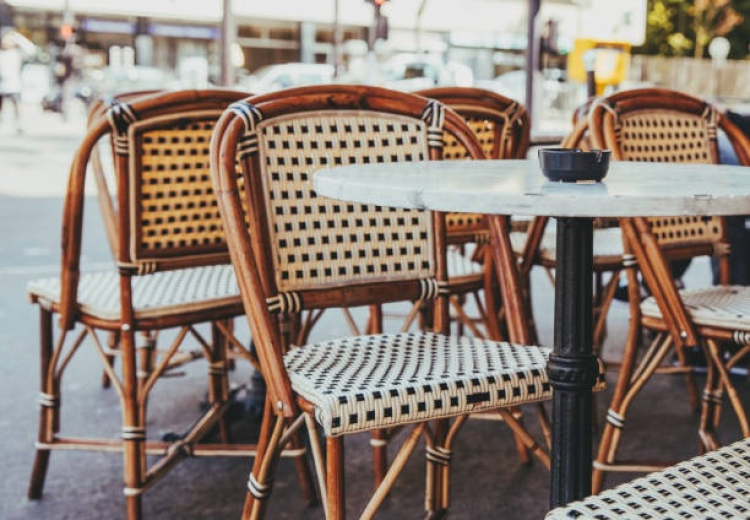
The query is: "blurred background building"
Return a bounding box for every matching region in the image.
[0,0,747,131]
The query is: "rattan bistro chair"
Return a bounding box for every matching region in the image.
[26,90,316,519]
[588,88,750,492]
[211,85,555,519]
[415,87,530,340]
[414,87,551,464]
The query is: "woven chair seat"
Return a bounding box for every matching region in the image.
[285,333,553,437]
[546,437,750,519]
[511,227,624,265]
[286,333,605,437]
[641,285,750,333]
[446,245,484,279]
[28,265,240,322]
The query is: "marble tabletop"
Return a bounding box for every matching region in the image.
[314,159,750,218]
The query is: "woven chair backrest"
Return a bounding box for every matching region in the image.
[588,88,738,251]
[211,85,486,412]
[261,110,436,292]
[104,90,249,273]
[590,88,750,348]
[417,87,530,241]
[87,90,164,258]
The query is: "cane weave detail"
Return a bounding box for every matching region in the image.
[546,437,750,519]
[132,113,228,260]
[443,116,497,160]
[617,109,714,163]
[256,111,435,291]
[28,265,240,322]
[284,333,552,436]
[641,285,750,333]
[646,215,723,248]
[441,112,513,238]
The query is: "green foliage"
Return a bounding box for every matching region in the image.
[725,0,750,58]
[634,0,749,58]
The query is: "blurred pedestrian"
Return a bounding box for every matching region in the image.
[54,38,82,121]
[0,34,23,133]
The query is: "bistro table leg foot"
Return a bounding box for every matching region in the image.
[548,217,600,508]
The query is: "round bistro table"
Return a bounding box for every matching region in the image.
[314,158,750,508]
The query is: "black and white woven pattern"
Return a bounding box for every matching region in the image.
[284,333,551,436]
[546,437,750,519]
[641,285,750,334]
[28,265,240,321]
[256,111,434,292]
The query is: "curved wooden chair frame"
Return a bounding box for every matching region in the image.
[587,88,750,492]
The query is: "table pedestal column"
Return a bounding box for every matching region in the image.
[548,216,599,507]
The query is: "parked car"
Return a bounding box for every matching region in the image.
[382,54,474,92]
[241,63,335,94]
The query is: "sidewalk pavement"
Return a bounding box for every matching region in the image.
[0,102,88,198]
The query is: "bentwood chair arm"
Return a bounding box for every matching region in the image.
[487,214,532,345]
[624,217,701,350]
[59,117,111,331]
[213,109,299,419]
[560,117,589,150]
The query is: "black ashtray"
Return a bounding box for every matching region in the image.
[538,148,611,182]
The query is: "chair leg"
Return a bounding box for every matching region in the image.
[424,419,448,517]
[242,403,287,520]
[593,330,672,493]
[593,271,620,355]
[210,320,232,443]
[699,344,722,453]
[672,340,701,412]
[289,432,319,507]
[28,308,55,499]
[326,436,346,520]
[365,307,389,488]
[372,429,388,487]
[120,327,145,520]
[101,331,119,388]
[705,339,750,439]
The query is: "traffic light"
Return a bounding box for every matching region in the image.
[366,0,389,42]
[60,24,74,41]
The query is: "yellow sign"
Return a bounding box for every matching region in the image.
[568,38,631,94]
